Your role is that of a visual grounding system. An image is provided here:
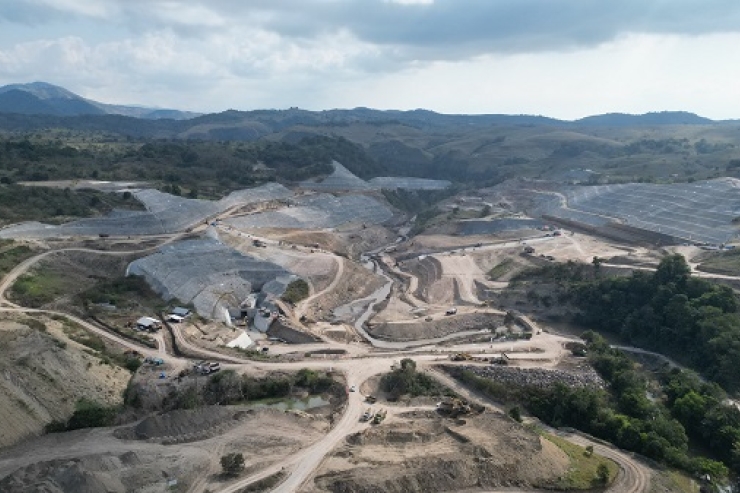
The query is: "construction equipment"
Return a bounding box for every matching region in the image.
[361,408,373,422]
[437,398,473,418]
[372,409,387,424]
[451,353,473,361]
[366,395,377,404]
[491,352,510,365]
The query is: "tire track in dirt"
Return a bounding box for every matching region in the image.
[423,366,650,493]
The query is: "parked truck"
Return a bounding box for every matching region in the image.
[372,409,387,424]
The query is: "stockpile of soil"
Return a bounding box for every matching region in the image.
[115,406,251,442]
[310,412,569,493]
[367,313,502,341]
[0,447,205,493]
[0,455,129,493]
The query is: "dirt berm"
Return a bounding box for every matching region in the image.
[114,406,252,443]
[0,452,150,493]
[309,411,569,493]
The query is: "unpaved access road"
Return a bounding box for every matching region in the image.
[0,240,664,493]
[0,239,183,306]
[423,366,652,493]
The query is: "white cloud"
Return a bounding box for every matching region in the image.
[0,2,739,118]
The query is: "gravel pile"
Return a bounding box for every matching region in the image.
[464,365,604,389]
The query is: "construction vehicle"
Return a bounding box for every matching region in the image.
[361,408,373,422]
[491,353,510,365]
[451,353,473,361]
[437,398,473,418]
[372,409,387,424]
[366,395,377,404]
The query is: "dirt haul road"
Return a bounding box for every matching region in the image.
[214,223,344,321]
[0,244,658,493]
[0,238,184,306]
[423,367,651,493]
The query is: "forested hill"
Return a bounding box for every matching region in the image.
[571,254,740,391]
[0,135,385,197]
[3,103,740,185]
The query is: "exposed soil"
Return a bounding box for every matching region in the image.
[0,315,130,449]
[402,256,443,302]
[249,224,395,260]
[0,408,328,493]
[367,313,503,342]
[220,231,339,293]
[306,260,386,322]
[308,411,569,493]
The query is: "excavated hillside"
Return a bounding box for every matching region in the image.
[310,410,569,493]
[0,316,130,449]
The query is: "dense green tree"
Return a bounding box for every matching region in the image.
[220,453,245,476]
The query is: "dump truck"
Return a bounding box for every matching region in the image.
[366,395,378,404]
[372,409,387,424]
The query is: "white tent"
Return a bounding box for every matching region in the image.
[226,332,253,349]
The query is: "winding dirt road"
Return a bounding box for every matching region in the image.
[0,240,657,493]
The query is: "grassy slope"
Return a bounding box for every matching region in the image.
[0,241,37,278]
[541,432,619,490]
[697,249,740,275]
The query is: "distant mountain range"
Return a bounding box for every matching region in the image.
[0,81,732,129]
[0,82,200,120]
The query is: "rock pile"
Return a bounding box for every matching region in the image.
[464,365,603,389]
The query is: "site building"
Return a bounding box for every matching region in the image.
[171,307,191,317]
[136,316,161,332]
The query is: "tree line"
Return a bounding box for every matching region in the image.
[450,332,729,480]
[570,254,740,392]
[0,135,384,197]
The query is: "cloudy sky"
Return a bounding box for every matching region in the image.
[1,0,739,119]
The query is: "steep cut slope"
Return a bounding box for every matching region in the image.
[0,316,130,449]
